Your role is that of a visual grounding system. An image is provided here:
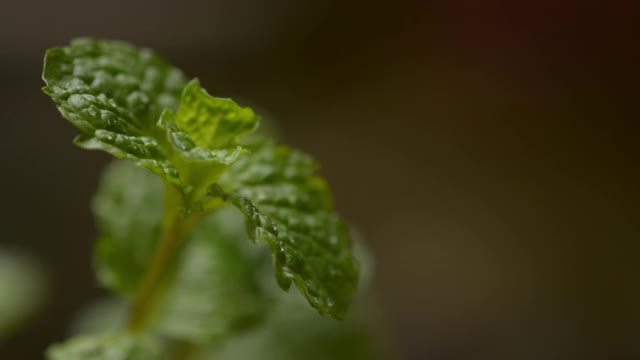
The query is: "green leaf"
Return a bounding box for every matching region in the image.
[156,78,260,209]
[44,39,360,324]
[93,160,266,341]
[212,144,359,319]
[156,79,257,166]
[46,333,166,360]
[43,40,257,196]
[158,110,246,165]
[92,160,164,296]
[42,38,186,186]
[192,291,379,360]
[192,235,378,360]
[69,298,130,336]
[152,208,267,343]
[0,249,47,340]
[172,79,259,150]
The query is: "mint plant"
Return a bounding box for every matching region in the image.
[42,39,363,359]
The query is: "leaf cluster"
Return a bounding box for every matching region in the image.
[42,39,370,359]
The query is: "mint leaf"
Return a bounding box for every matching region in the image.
[46,332,166,360]
[42,40,256,197]
[43,38,186,186]
[92,160,164,296]
[195,237,377,360]
[93,160,266,340]
[44,39,359,323]
[158,110,246,165]
[172,79,259,150]
[155,79,258,205]
[193,292,378,360]
[153,208,267,343]
[213,145,359,319]
[157,79,257,166]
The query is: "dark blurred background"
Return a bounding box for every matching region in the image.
[1,1,639,359]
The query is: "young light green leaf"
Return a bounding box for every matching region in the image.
[46,332,166,360]
[158,110,246,165]
[173,79,259,149]
[212,145,359,319]
[93,160,267,341]
[156,79,257,166]
[42,38,186,186]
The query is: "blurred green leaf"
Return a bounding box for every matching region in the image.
[92,160,164,296]
[0,249,46,341]
[69,298,129,336]
[46,332,166,360]
[75,158,377,355]
[192,291,379,360]
[93,161,266,342]
[151,207,267,343]
[191,225,379,360]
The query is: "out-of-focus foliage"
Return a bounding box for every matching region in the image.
[69,298,129,336]
[93,162,268,343]
[47,333,166,360]
[70,170,378,357]
[194,293,379,360]
[0,249,46,342]
[152,207,268,343]
[92,160,165,296]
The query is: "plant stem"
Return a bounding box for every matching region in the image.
[127,187,188,332]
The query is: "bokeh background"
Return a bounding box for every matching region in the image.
[1,1,639,359]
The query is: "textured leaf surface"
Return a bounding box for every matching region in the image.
[157,79,255,167]
[42,38,186,185]
[215,145,359,318]
[44,39,360,324]
[159,110,245,165]
[46,333,166,360]
[43,40,255,195]
[93,161,266,340]
[173,79,259,150]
